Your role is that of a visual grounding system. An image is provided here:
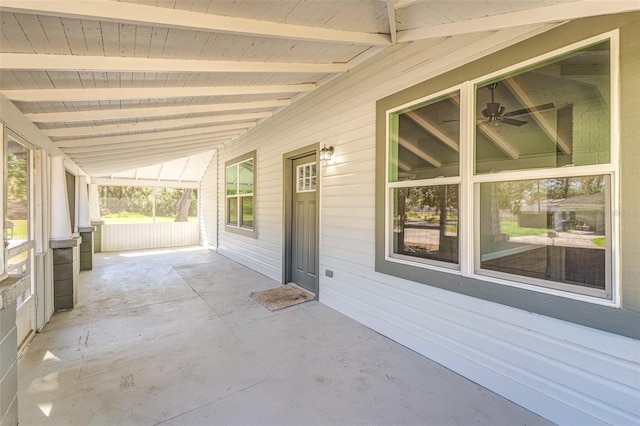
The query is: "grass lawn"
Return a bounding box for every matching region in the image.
[6,219,28,239]
[592,236,606,247]
[501,220,553,237]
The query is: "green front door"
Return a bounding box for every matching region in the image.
[291,154,318,292]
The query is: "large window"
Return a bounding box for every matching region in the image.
[225,151,257,237]
[387,91,461,268]
[384,34,616,301]
[4,131,35,307]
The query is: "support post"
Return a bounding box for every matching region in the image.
[89,183,103,253]
[49,156,80,311]
[77,176,94,270]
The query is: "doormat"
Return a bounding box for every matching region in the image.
[250,285,314,311]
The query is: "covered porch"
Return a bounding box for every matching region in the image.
[18,247,550,425]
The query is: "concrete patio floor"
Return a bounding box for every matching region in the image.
[18,247,554,425]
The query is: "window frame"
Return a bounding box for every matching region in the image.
[4,128,36,307]
[225,150,257,238]
[385,86,465,272]
[296,162,317,193]
[382,30,619,306]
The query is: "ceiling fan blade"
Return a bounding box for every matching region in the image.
[504,103,555,117]
[501,117,528,126]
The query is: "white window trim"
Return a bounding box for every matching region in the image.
[384,86,464,272]
[384,31,620,307]
[225,157,254,230]
[296,162,317,193]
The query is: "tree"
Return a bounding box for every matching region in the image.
[174,188,193,222]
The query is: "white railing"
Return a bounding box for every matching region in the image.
[101,222,200,252]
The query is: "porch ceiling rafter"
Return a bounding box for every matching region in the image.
[91,177,200,189]
[398,136,443,168]
[1,84,316,103]
[62,136,231,155]
[0,53,349,74]
[53,124,252,148]
[25,99,292,123]
[77,146,219,173]
[502,78,572,154]
[405,111,460,152]
[0,0,391,46]
[397,0,640,42]
[42,111,272,138]
[67,140,222,160]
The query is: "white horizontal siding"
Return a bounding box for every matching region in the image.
[209,24,640,425]
[102,222,199,252]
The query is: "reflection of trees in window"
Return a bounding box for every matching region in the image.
[225,156,254,230]
[393,185,459,264]
[6,141,29,244]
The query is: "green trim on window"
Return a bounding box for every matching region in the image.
[375,12,640,339]
[225,150,257,238]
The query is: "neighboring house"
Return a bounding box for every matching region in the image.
[0,3,639,425]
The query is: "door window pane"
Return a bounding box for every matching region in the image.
[479,175,608,292]
[296,162,317,193]
[392,185,459,265]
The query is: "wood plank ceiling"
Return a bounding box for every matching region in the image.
[0,0,636,186]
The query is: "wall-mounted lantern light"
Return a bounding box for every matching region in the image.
[320,145,334,161]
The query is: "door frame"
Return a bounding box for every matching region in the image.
[283,144,320,297]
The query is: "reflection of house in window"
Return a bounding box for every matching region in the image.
[549,191,606,234]
[480,177,607,292]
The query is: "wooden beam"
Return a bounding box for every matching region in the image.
[25,99,291,123]
[62,135,229,155]
[73,146,219,171]
[0,0,391,46]
[0,53,349,74]
[477,124,520,160]
[92,177,200,189]
[502,78,571,154]
[398,136,442,168]
[448,92,518,160]
[386,1,397,44]
[75,144,218,168]
[397,1,640,42]
[1,84,316,102]
[54,124,253,148]
[392,0,421,10]
[43,111,271,137]
[67,140,221,160]
[405,111,459,152]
